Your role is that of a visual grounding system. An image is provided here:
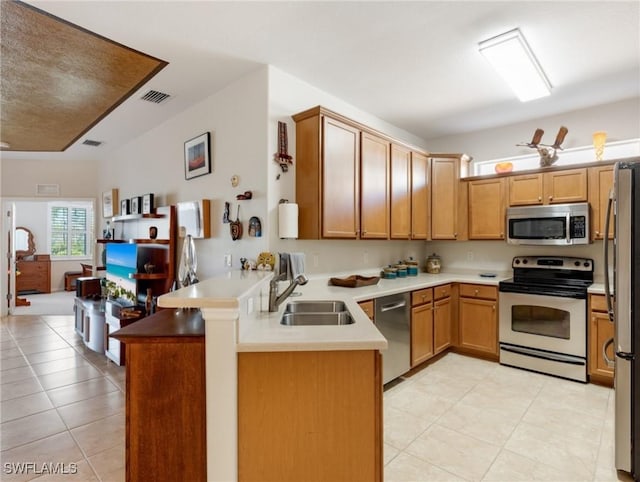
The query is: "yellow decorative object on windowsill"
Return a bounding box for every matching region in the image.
[593,131,607,161]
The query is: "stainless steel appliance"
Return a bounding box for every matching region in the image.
[499,256,593,382]
[604,161,639,478]
[375,292,410,384]
[506,202,589,245]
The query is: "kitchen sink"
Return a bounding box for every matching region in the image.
[280,311,354,326]
[284,300,346,313]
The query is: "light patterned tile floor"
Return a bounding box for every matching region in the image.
[384,353,632,482]
[0,315,634,482]
[1,315,125,481]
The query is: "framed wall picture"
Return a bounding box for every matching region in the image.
[184,132,211,180]
[102,189,118,218]
[130,196,142,214]
[120,199,130,216]
[142,193,154,214]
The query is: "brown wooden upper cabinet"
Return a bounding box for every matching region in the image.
[588,165,614,240]
[390,144,411,239]
[509,168,588,206]
[431,157,459,239]
[293,108,360,239]
[361,132,390,239]
[468,178,507,240]
[293,106,429,241]
[411,151,430,240]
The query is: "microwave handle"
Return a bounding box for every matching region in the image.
[566,213,571,244]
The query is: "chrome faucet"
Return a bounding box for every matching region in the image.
[268,273,309,312]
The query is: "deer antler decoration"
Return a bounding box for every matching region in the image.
[517,126,568,167]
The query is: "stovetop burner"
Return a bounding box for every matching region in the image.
[499,256,594,299]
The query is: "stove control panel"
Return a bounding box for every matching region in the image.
[512,256,593,271]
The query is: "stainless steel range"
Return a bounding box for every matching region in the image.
[498,256,594,382]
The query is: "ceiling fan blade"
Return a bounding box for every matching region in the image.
[553,126,568,148]
[531,128,544,146]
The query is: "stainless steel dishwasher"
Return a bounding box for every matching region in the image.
[375,292,411,384]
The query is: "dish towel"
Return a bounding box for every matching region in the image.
[290,252,306,279]
[278,253,290,278]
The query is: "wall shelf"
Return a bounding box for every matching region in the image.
[129,273,167,280]
[133,239,170,245]
[98,239,170,245]
[112,213,166,222]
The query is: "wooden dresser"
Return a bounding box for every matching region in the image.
[16,256,51,294]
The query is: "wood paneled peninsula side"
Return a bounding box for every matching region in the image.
[111,309,205,481]
[156,270,387,482]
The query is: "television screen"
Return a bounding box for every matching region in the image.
[105,243,137,280]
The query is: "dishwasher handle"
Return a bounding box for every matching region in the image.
[380,301,407,312]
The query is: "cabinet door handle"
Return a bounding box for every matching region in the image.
[474,289,479,295]
[538,196,542,201]
[453,232,458,238]
[595,230,600,236]
[492,304,496,311]
[549,196,553,201]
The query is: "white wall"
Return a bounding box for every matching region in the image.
[426,97,640,163]
[1,158,99,198]
[99,67,270,279]
[267,66,429,275]
[427,240,608,282]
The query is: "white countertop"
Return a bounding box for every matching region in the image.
[588,282,607,295]
[158,269,510,353]
[157,270,273,309]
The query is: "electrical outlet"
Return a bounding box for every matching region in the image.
[224,253,232,267]
[467,251,474,261]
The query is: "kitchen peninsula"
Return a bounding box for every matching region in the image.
[156,270,386,481]
[150,268,509,480]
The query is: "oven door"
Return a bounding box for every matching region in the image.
[499,291,586,357]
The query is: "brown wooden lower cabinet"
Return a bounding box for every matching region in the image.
[589,294,615,386]
[112,309,206,482]
[238,350,382,482]
[458,284,498,360]
[358,299,375,321]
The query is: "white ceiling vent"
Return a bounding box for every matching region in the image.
[82,139,103,147]
[140,90,171,104]
[36,184,60,196]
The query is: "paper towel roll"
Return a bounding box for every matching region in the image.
[278,203,298,239]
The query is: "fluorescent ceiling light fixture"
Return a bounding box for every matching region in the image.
[479,28,551,102]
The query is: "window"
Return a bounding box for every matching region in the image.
[48,201,94,259]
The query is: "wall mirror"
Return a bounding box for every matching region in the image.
[15,226,36,259]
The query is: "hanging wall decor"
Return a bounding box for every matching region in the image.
[184,132,212,180]
[230,205,242,241]
[273,121,293,175]
[248,216,262,237]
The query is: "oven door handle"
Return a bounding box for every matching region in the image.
[500,344,585,365]
[603,189,614,322]
[603,337,615,369]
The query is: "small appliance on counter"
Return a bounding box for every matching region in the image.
[426,253,442,274]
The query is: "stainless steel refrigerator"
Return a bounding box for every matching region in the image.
[604,160,640,479]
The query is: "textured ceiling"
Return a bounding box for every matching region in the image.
[0,1,167,152]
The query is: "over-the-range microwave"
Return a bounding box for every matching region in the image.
[506,202,590,246]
